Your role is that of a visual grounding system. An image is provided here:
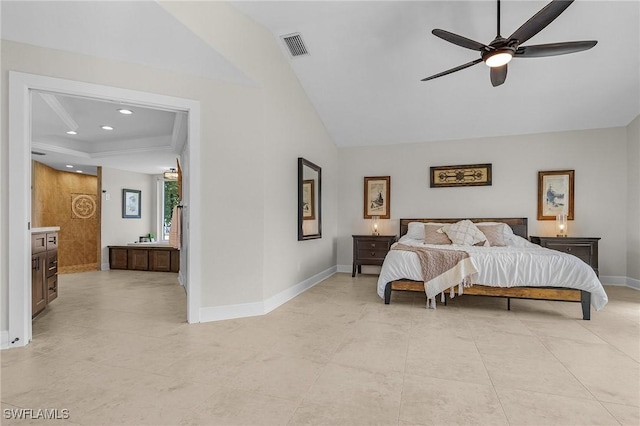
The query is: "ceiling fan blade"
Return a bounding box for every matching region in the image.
[421,58,483,82]
[508,0,574,46]
[490,65,507,87]
[515,40,597,57]
[432,29,489,51]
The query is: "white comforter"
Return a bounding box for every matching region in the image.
[376,236,608,310]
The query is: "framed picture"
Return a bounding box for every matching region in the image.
[122,188,141,219]
[364,176,390,219]
[302,179,315,220]
[430,163,492,188]
[538,170,574,220]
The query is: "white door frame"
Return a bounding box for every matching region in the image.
[8,71,202,348]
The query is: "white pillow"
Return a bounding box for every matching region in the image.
[442,220,487,246]
[475,222,515,241]
[404,222,447,240]
[405,222,426,240]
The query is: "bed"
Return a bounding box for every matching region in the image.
[377,218,607,320]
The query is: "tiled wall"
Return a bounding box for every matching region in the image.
[32,161,99,273]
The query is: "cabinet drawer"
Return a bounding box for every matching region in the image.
[46,232,58,250]
[546,243,591,265]
[47,275,58,303]
[32,233,47,254]
[46,250,58,277]
[357,248,390,261]
[355,240,393,251]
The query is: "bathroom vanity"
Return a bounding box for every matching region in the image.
[31,227,59,318]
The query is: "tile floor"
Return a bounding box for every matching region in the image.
[1,271,639,425]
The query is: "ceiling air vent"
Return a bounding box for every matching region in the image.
[31,151,46,156]
[281,33,309,57]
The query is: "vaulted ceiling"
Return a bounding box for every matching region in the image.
[232,0,639,147]
[2,1,639,175]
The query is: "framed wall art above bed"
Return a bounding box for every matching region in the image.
[364,176,390,219]
[430,163,492,188]
[538,170,574,220]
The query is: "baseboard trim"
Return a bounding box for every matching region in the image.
[337,265,351,274]
[1,330,9,350]
[600,276,630,286]
[625,277,640,290]
[199,266,337,323]
[263,266,337,314]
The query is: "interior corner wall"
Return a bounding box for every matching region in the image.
[337,127,628,281]
[160,1,339,304]
[627,115,640,282]
[100,167,155,267]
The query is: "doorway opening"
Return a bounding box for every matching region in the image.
[8,72,202,348]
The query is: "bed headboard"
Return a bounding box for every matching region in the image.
[399,218,528,239]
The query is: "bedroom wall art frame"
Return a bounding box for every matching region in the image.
[430,163,492,188]
[364,176,390,219]
[302,179,315,220]
[122,188,141,219]
[538,170,574,220]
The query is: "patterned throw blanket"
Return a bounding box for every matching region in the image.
[391,244,478,307]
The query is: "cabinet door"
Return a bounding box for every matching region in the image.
[128,249,149,270]
[150,250,171,272]
[170,250,180,272]
[32,253,47,317]
[109,248,128,269]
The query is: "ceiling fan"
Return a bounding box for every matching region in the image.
[421,0,597,87]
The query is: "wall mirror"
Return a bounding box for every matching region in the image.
[298,157,322,240]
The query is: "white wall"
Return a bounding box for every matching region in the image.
[100,168,156,268]
[1,0,338,332]
[337,127,629,281]
[160,2,339,306]
[627,115,640,283]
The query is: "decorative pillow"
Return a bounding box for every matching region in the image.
[405,222,426,240]
[477,224,507,247]
[423,224,452,245]
[475,222,515,241]
[405,222,448,240]
[442,220,486,246]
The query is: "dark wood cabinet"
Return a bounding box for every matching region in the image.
[31,252,47,317]
[352,235,396,277]
[150,250,171,272]
[530,236,600,276]
[32,230,58,318]
[109,246,180,272]
[110,248,128,269]
[128,249,149,270]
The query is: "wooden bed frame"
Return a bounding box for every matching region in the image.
[384,218,592,320]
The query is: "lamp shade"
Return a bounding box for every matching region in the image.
[556,213,568,237]
[371,216,380,236]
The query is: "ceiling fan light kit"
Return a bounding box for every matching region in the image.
[484,49,513,67]
[422,0,597,87]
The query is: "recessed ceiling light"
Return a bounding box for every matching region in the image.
[66,165,74,168]
[118,109,133,115]
[76,170,83,173]
[101,125,114,131]
[66,130,78,135]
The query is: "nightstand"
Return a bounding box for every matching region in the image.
[352,235,396,277]
[530,236,600,276]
